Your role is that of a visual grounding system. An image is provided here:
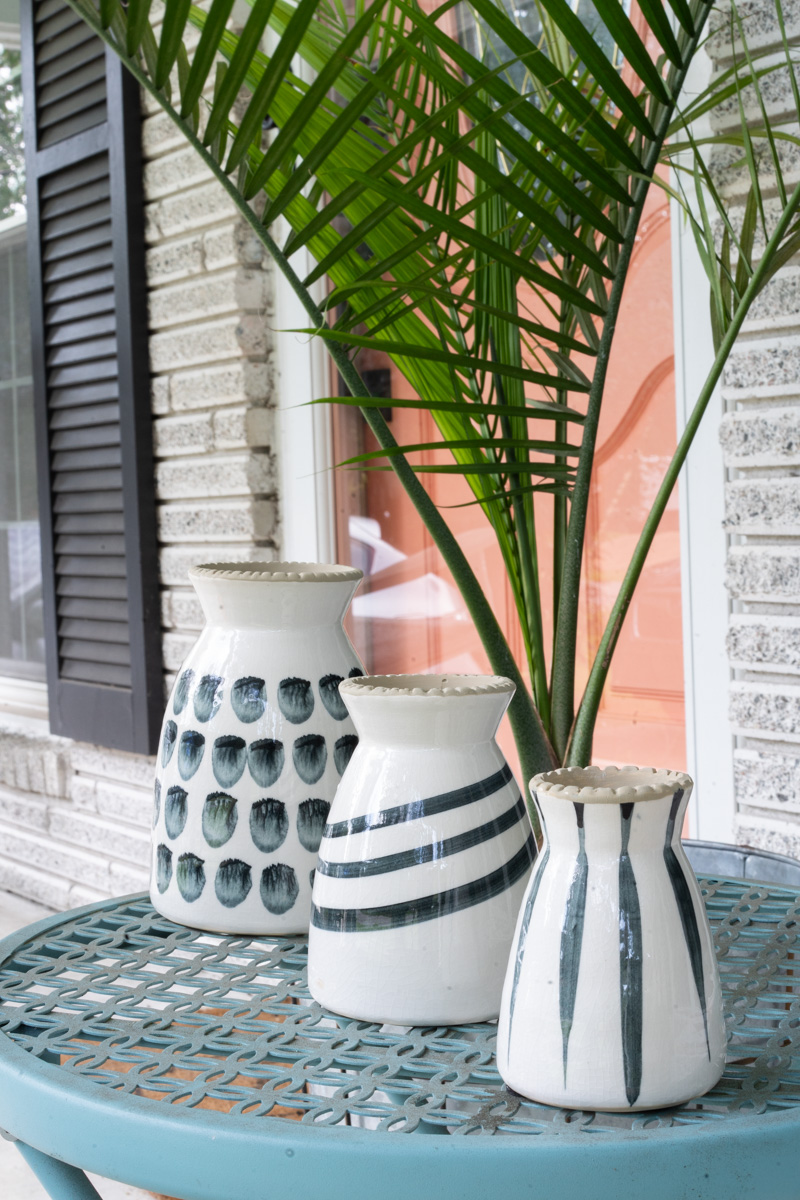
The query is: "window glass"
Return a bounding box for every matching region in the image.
[0,45,44,680]
[331,6,683,775]
[455,0,619,88]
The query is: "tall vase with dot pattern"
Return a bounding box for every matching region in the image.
[150,562,364,934]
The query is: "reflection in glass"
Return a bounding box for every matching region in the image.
[0,227,43,678]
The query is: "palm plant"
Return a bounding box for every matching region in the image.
[66,0,800,801]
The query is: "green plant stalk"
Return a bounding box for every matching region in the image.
[567,173,800,766]
[550,289,573,685]
[549,17,711,762]
[548,166,655,761]
[66,0,557,805]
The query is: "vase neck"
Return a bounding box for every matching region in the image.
[535,785,692,855]
[344,690,512,748]
[191,574,361,631]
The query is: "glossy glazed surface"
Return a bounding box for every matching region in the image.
[308,674,534,1024]
[150,563,364,934]
[498,766,726,1110]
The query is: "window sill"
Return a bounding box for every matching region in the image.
[0,677,49,725]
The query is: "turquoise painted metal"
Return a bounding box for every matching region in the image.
[0,880,797,1200]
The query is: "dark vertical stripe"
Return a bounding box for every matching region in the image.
[619,802,643,1107]
[663,787,710,1058]
[506,831,548,1050]
[559,802,588,1085]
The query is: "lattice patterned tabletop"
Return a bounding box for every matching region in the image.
[0,880,798,1200]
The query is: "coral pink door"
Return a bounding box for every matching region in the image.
[333,184,684,776]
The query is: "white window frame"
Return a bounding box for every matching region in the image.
[0,21,48,722]
[0,212,48,719]
[0,23,20,50]
[274,240,337,564]
[671,42,735,843]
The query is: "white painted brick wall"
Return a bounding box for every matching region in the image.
[0,738,153,910]
[713,1,800,859]
[0,50,284,913]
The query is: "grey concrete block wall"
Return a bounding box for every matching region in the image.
[712,1,800,858]
[0,41,283,911]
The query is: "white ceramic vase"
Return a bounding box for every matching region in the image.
[497,765,726,1111]
[307,674,535,1025]
[150,562,364,934]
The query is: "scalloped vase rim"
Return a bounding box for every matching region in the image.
[188,561,364,584]
[530,764,693,804]
[338,673,516,698]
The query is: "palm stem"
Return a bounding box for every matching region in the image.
[548,168,653,761]
[549,15,711,762]
[568,173,800,765]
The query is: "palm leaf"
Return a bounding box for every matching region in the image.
[65,0,792,785]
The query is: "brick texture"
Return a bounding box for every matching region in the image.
[714,0,800,859]
[0,60,283,912]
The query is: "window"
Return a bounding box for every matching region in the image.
[0,42,44,684]
[0,216,43,680]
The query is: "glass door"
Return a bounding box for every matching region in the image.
[332,175,684,775]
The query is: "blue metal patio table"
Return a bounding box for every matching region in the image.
[0,879,798,1200]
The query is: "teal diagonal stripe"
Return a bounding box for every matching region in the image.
[323,764,514,839]
[317,794,527,878]
[311,833,534,933]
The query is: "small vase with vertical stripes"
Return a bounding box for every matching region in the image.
[497,765,726,1111]
[307,674,535,1025]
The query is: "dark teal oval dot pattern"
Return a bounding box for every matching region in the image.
[319,675,349,720]
[334,734,358,776]
[278,677,314,724]
[202,792,238,847]
[261,863,299,914]
[212,736,247,788]
[178,730,204,780]
[173,669,194,715]
[231,677,266,723]
[165,786,188,839]
[161,721,177,767]
[216,858,252,908]
[297,799,330,853]
[156,844,172,893]
[194,675,223,723]
[250,798,288,852]
[293,734,327,785]
[247,738,284,787]
[156,665,361,918]
[177,852,205,902]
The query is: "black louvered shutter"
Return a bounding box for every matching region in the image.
[21,0,163,753]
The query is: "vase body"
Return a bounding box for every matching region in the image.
[307,674,535,1025]
[497,766,726,1111]
[150,562,364,934]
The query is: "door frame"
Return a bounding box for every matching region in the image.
[670,42,735,842]
[274,67,737,842]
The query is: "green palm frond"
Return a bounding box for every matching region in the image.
[64,0,800,786]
